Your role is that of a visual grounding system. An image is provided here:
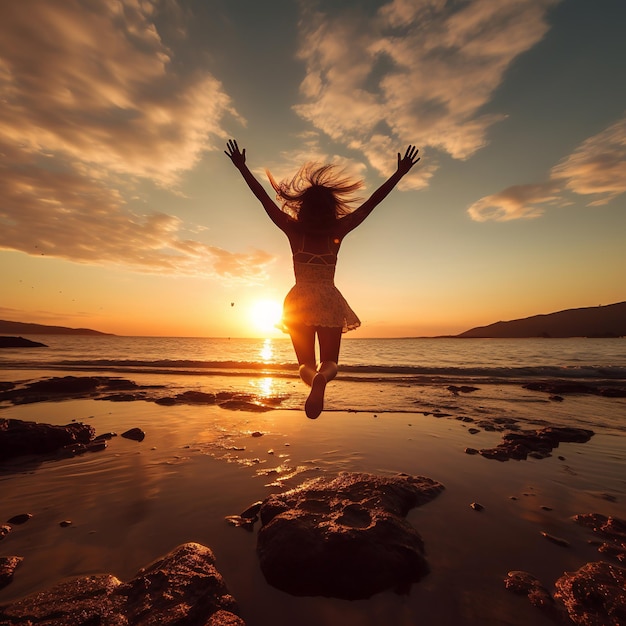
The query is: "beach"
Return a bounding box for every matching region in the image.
[1,337,626,624]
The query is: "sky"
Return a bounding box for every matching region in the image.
[1,0,625,338]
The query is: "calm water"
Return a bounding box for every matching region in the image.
[2,335,625,429]
[1,336,626,625]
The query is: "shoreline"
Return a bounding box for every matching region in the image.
[1,379,625,624]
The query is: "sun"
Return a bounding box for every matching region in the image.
[250,299,283,334]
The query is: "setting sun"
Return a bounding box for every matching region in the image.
[250,299,283,334]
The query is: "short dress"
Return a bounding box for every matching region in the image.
[280,261,361,333]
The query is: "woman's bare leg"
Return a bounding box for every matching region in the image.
[305,327,342,419]
[288,324,317,386]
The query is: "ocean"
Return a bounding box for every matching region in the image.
[2,335,626,625]
[2,335,625,431]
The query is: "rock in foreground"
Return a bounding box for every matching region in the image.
[257,472,444,599]
[554,561,626,625]
[0,418,96,460]
[0,542,245,625]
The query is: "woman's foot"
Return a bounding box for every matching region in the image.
[305,373,327,419]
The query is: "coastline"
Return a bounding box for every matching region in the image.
[1,379,625,625]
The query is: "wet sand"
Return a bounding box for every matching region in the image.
[1,394,626,625]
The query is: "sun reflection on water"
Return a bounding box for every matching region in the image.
[259,338,274,362]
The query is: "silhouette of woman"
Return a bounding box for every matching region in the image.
[225,140,420,418]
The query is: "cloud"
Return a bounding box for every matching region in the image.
[0,0,238,185]
[0,1,274,280]
[294,0,558,184]
[550,116,626,205]
[0,154,273,280]
[468,114,626,221]
[467,182,562,222]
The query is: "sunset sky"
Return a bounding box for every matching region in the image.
[1,0,625,338]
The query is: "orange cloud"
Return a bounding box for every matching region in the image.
[468,114,626,221]
[0,1,274,280]
[551,116,626,205]
[294,0,558,184]
[0,155,273,280]
[467,182,562,222]
[0,0,238,184]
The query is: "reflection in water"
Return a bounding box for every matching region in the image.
[260,338,273,362]
[251,376,276,400]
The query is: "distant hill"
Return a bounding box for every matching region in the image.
[0,320,114,336]
[457,302,626,338]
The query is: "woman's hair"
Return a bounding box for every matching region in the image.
[267,163,363,228]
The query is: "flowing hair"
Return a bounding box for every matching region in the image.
[266,163,363,226]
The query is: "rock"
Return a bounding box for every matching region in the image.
[478,426,594,462]
[59,520,72,527]
[240,501,263,520]
[470,502,484,511]
[468,428,480,434]
[0,376,140,405]
[121,427,145,442]
[0,556,23,590]
[573,513,626,562]
[256,472,444,599]
[0,336,47,348]
[251,431,263,438]
[0,525,11,540]
[554,561,626,625]
[523,381,626,398]
[0,418,96,459]
[6,513,33,525]
[464,447,479,455]
[0,542,244,625]
[504,570,556,611]
[540,532,569,547]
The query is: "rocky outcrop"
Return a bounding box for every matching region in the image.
[555,561,626,625]
[256,472,444,599]
[505,562,626,625]
[574,513,626,562]
[0,542,245,625]
[0,557,23,590]
[475,426,594,461]
[0,336,47,348]
[0,418,96,460]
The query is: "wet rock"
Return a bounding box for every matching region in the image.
[225,516,255,532]
[470,502,484,511]
[464,447,479,455]
[0,336,47,348]
[219,399,273,412]
[0,418,96,460]
[0,556,23,590]
[256,472,444,599]
[574,513,626,562]
[541,532,569,547]
[0,525,11,540]
[477,426,594,462]
[504,571,557,612]
[523,381,626,398]
[0,542,244,625]
[0,376,140,405]
[121,427,145,442]
[468,428,480,435]
[240,501,263,521]
[554,561,626,625]
[59,520,72,527]
[447,385,479,394]
[6,513,33,525]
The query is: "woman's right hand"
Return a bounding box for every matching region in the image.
[224,139,246,169]
[397,145,420,176]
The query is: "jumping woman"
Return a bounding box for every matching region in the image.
[225,140,420,419]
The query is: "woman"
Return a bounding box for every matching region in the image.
[225,139,420,418]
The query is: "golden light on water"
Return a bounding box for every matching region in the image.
[259,338,274,362]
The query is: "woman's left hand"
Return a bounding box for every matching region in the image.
[397,145,420,176]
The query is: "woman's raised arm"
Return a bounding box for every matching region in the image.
[336,145,420,236]
[224,140,292,231]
